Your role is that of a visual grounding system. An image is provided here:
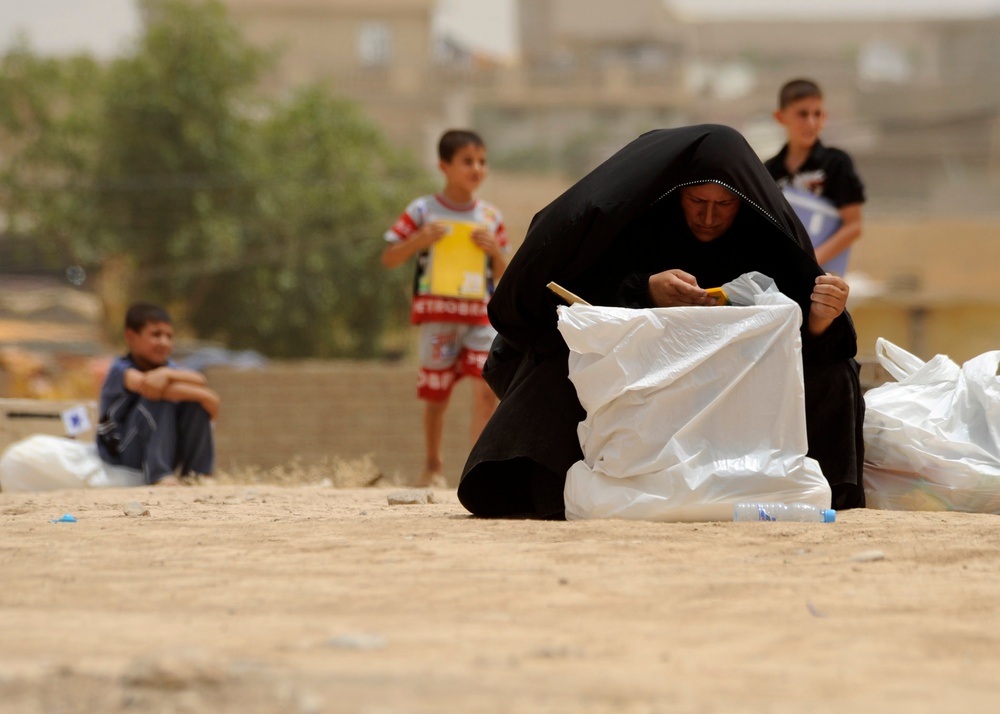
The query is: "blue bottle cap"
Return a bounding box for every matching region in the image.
[822,509,836,523]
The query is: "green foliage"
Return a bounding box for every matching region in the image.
[0,39,104,267]
[193,87,429,357]
[91,0,266,297]
[0,0,434,358]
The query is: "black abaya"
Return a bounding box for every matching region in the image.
[458,125,865,518]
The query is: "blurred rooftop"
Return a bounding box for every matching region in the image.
[211,0,1000,216]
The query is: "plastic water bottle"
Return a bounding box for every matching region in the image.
[733,502,836,523]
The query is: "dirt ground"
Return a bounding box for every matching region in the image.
[2,483,999,714]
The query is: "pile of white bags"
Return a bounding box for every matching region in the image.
[558,273,830,521]
[0,434,144,492]
[863,338,1000,512]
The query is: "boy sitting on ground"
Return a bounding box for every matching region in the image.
[96,303,219,486]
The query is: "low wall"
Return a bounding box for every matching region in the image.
[0,399,97,451]
[0,367,481,489]
[206,358,892,487]
[206,362,476,487]
[2,358,893,490]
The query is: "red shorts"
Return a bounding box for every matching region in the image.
[416,322,496,401]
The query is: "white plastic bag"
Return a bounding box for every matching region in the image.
[558,272,831,522]
[863,338,1000,512]
[0,434,144,492]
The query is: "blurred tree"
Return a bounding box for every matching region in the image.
[0,0,432,358]
[90,0,266,306]
[0,39,103,269]
[192,87,429,357]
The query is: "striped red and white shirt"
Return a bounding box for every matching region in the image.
[385,194,507,325]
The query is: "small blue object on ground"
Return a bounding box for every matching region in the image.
[50,514,77,523]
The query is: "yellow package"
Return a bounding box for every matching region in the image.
[706,287,729,306]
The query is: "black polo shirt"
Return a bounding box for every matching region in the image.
[765,140,865,208]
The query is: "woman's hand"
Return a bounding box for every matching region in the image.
[807,274,849,335]
[647,269,718,307]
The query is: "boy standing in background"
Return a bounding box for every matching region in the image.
[381,129,508,488]
[765,78,866,276]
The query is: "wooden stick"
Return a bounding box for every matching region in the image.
[546,281,592,306]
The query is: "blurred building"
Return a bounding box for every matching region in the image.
[222,0,471,165]
[218,0,1000,214]
[506,0,1000,214]
[657,13,1000,215]
[212,0,1000,362]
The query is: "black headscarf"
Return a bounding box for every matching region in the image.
[488,124,827,354]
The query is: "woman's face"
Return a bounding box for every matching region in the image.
[680,183,741,242]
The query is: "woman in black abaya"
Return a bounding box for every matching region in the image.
[458,125,865,519]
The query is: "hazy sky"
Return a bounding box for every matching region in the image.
[435,0,517,59]
[4,0,1000,59]
[1,0,140,58]
[669,0,1000,18]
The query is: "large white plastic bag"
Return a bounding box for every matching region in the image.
[863,338,1000,512]
[0,434,144,492]
[558,277,830,522]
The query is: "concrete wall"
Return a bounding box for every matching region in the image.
[0,399,98,454]
[1,359,894,492]
[203,357,897,488]
[205,362,476,486]
[0,367,475,489]
[847,216,1000,364]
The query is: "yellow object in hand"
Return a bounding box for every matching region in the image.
[706,287,729,306]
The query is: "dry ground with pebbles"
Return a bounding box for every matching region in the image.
[2,483,1000,714]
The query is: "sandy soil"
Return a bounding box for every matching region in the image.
[2,483,999,714]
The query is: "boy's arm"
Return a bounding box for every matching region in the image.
[491,250,508,283]
[124,367,214,410]
[161,382,220,420]
[813,202,862,266]
[380,223,447,269]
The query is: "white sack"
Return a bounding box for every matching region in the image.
[0,434,144,492]
[558,273,830,522]
[863,338,1000,512]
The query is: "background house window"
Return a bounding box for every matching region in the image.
[358,21,392,67]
